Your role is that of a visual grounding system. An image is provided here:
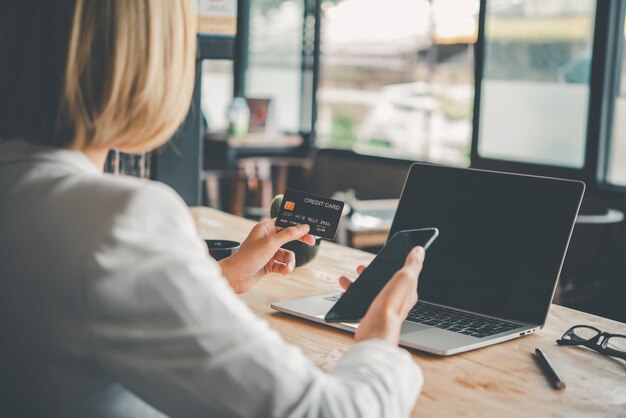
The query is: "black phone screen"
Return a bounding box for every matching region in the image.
[324,228,438,323]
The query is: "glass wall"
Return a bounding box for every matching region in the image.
[607,12,626,187]
[477,0,596,168]
[316,0,478,166]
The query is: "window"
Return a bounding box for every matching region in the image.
[202,60,234,132]
[476,0,596,168]
[607,10,626,187]
[245,0,305,133]
[235,0,626,196]
[316,0,478,166]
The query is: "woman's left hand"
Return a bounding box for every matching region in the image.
[218,220,315,294]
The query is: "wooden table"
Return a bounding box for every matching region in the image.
[191,207,626,418]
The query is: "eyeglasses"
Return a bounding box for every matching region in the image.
[557,325,626,361]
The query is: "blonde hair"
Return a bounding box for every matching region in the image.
[0,0,196,152]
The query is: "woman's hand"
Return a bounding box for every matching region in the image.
[219,220,316,294]
[338,247,425,345]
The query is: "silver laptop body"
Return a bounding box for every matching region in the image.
[272,296,538,356]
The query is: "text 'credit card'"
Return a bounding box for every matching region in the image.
[275,189,344,240]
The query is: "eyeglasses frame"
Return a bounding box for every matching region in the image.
[557,325,626,361]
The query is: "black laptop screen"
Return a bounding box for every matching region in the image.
[389,164,584,326]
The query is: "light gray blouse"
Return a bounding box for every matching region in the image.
[0,141,422,418]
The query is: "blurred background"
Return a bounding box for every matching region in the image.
[108,0,626,323]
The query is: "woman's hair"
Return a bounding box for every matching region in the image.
[0,0,196,152]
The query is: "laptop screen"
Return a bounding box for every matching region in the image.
[389,164,584,326]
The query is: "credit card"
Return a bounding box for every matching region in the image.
[275,189,345,240]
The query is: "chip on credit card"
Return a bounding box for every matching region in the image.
[275,189,345,240]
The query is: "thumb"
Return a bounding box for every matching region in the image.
[272,223,310,248]
[405,246,425,271]
[376,247,425,313]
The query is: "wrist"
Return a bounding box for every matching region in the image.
[218,256,236,281]
[218,256,249,293]
[356,329,401,345]
[355,314,403,344]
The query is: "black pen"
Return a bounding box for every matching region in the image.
[535,348,566,390]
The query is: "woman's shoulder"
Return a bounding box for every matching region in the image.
[96,174,183,208]
[75,175,203,270]
[83,174,192,229]
[42,171,196,251]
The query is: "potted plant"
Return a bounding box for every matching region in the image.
[270,194,321,266]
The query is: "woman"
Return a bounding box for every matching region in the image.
[0,1,425,417]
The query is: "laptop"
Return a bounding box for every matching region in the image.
[272,163,585,355]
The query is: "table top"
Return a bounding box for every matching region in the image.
[191,206,626,418]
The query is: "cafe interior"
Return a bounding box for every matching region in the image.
[3,0,625,416]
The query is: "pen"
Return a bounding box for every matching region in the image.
[535,348,566,390]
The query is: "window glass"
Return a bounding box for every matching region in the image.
[317,0,478,166]
[607,12,626,186]
[202,60,234,132]
[246,0,304,133]
[477,0,596,168]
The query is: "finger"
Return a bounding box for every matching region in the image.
[270,218,314,245]
[298,234,316,246]
[403,247,425,277]
[252,220,275,237]
[338,275,353,291]
[377,270,418,317]
[274,248,292,263]
[272,223,310,247]
[270,260,289,275]
[356,265,367,275]
[374,248,425,315]
[274,249,296,270]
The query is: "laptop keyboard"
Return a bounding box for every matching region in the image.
[324,295,520,338]
[406,303,520,338]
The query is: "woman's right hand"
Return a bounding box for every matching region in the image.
[338,247,425,345]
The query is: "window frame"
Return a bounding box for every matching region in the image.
[234,0,319,141]
[596,0,626,195]
[471,0,626,201]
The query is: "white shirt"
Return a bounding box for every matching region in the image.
[0,140,423,418]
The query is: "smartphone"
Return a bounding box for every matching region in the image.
[324,228,439,323]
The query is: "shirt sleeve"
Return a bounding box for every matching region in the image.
[82,181,423,418]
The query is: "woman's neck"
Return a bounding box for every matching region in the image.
[82,148,110,172]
